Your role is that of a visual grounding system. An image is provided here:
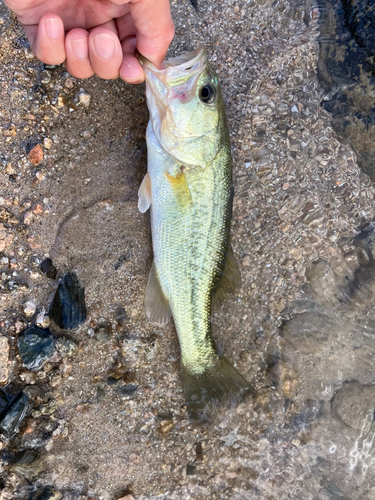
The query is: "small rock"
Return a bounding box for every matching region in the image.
[64,78,74,89]
[78,93,91,107]
[31,487,62,500]
[0,392,29,439]
[28,144,44,165]
[186,464,197,476]
[0,336,9,385]
[35,309,51,328]
[32,204,43,215]
[23,211,34,225]
[81,130,91,139]
[9,449,43,478]
[94,321,111,342]
[40,70,51,83]
[23,301,36,317]
[115,306,128,326]
[0,223,14,252]
[40,258,57,279]
[19,370,37,384]
[49,273,87,330]
[36,171,45,181]
[118,384,137,398]
[117,496,135,500]
[5,163,15,175]
[55,337,78,357]
[17,325,56,371]
[43,137,52,149]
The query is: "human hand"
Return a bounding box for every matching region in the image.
[3,0,174,83]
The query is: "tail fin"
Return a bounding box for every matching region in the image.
[181,357,254,420]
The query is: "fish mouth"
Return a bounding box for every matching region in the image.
[138,47,207,85]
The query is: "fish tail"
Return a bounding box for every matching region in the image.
[181,357,253,420]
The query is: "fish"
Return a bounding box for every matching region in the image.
[138,48,252,418]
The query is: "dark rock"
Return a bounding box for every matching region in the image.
[9,449,43,478]
[0,392,29,439]
[292,399,324,430]
[156,410,174,420]
[318,0,375,180]
[17,325,56,371]
[342,0,375,58]
[118,384,137,397]
[195,441,203,460]
[331,381,375,431]
[190,0,198,9]
[186,464,197,475]
[40,258,57,279]
[115,306,128,326]
[49,272,87,329]
[107,376,120,386]
[31,487,62,500]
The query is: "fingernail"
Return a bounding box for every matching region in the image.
[120,56,144,83]
[71,38,88,60]
[93,34,115,59]
[44,18,61,40]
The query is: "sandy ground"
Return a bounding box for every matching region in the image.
[1,0,375,498]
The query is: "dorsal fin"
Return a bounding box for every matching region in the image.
[212,243,242,311]
[145,261,172,324]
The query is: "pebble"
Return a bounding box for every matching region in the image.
[23,211,34,225]
[28,144,44,165]
[0,392,29,439]
[35,309,51,328]
[9,449,43,478]
[17,325,56,371]
[64,78,74,89]
[31,488,62,500]
[0,223,14,252]
[0,336,9,385]
[115,306,128,326]
[40,258,57,279]
[43,137,52,149]
[78,93,91,107]
[40,70,51,83]
[23,301,36,317]
[56,337,78,357]
[49,272,87,330]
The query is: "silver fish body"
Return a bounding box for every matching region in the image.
[138,48,251,417]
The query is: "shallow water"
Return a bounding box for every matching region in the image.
[1,0,375,499]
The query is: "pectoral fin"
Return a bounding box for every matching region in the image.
[212,243,242,311]
[138,172,152,213]
[166,170,192,208]
[145,261,172,324]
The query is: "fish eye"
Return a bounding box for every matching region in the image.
[199,84,216,104]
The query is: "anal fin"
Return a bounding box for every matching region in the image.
[145,261,172,324]
[212,242,242,311]
[138,172,152,213]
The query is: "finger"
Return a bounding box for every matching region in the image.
[120,43,144,84]
[129,0,174,68]
[116,12,137,41]
[23,14,66,65]
[65,29,94,79]
[88,21,123,79]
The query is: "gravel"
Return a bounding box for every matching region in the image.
[1,0,375,498]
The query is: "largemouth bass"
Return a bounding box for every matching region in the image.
[138,48,252,417]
